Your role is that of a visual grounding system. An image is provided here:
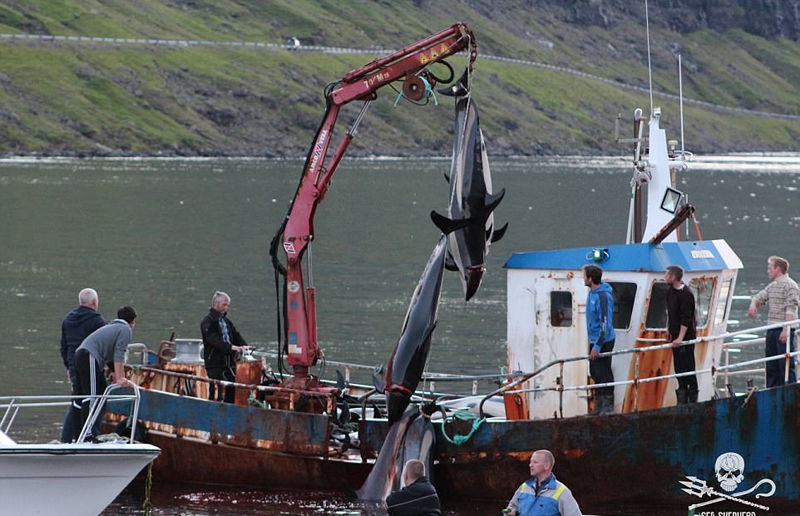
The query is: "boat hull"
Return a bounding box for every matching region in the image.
[433,383,800,511]
[111,381,799,511]
[0,443,160,516]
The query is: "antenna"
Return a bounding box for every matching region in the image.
[645,0,653,113]
[678,54,685,158]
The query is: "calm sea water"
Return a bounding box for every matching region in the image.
[1,155,799,515]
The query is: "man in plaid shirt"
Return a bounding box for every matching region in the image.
[748,255,798,387]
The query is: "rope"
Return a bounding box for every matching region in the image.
[440,408,485,445]
[249,392,268,408]
[393,75,437,107]
[143,461,153,515]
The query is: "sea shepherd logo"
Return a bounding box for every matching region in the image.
[680,452,775,515]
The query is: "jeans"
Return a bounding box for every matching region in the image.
[765,328,796,388]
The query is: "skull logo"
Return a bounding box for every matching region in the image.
[715,452,745,492]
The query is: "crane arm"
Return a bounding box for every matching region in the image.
[270,23,476,389]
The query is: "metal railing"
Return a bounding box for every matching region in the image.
[479,318,800,418]
[0,384,145,444]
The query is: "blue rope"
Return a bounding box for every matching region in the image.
[441,408,486,445]
[393,75,437,107]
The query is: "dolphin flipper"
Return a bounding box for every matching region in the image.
[430,210,471,234]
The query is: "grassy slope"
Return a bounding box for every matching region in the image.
[0,0,799,156]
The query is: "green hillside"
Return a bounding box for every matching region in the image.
[0,0,799,156]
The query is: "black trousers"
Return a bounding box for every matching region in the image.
[207,366,236,403]
[673,344,698,391]
[74,348,107,438]
[590,339,615,398]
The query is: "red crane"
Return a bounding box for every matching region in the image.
[270,23,477,391]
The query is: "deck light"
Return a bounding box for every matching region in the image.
[660,187,683,214]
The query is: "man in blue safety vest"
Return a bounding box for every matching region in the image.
[503,450,582,516]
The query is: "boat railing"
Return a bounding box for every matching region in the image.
[132,365,339,413]
[0,384,145,444]
[479,318,800,417]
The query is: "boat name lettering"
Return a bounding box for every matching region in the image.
[695,513,756,516]
[691,250,714,259]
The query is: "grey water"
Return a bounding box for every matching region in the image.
[1,155,799,515]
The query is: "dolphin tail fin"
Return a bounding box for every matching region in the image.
[430,210,470,234]
[438,68,470,97]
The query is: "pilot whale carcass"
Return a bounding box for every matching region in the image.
[384,235,447,425]
[432,72,506,301]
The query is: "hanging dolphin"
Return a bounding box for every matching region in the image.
[353,405,435,504]
[432,71,507,301]
[384,235,447,425]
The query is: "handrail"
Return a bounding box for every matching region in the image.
[0,385,145,444]
[479,318,800,418]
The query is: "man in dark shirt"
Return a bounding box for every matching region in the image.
[386,459,440,516]
[201,291,248,403]
[60,288,105,442]
[665,265,698,403]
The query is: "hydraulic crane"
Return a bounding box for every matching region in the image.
[269,23,477,391]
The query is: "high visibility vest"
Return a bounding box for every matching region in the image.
[516,479,567,516]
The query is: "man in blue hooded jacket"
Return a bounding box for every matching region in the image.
[583,265,616,415]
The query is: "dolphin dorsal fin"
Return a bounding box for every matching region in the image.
[489,222,508,243]
[484,188,506,214]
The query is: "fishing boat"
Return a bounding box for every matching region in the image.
[103,21,799,514]
[0,386,160,516]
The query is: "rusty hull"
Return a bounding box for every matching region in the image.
[430,383,800,510]
[108,380,800,510]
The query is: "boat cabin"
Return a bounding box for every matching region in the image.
[504,239,742,419]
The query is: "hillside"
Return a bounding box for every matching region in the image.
[1,0,800,156]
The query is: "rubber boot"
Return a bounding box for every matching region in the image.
[675,388,688,405]
[589,393,601,416]
[599,390,615,415]
[688,388,698,403]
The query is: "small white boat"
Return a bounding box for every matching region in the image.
[0,385,160,516]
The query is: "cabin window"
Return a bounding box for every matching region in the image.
[645,282,670,329]
[550,291,572,327]
[714,278,733,326]
[608,282,636,330]
[690,278,715,328]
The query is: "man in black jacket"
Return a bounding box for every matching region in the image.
[60,288,105,442]
[201,291,248,403]
[665,265,698,404]
[386,459,441,516]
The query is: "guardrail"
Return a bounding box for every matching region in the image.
[0,384,145,444]
[480,319,800,417]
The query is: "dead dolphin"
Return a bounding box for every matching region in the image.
[384,235,447,425]
[432,71,506,301]
[354,405,435,504]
